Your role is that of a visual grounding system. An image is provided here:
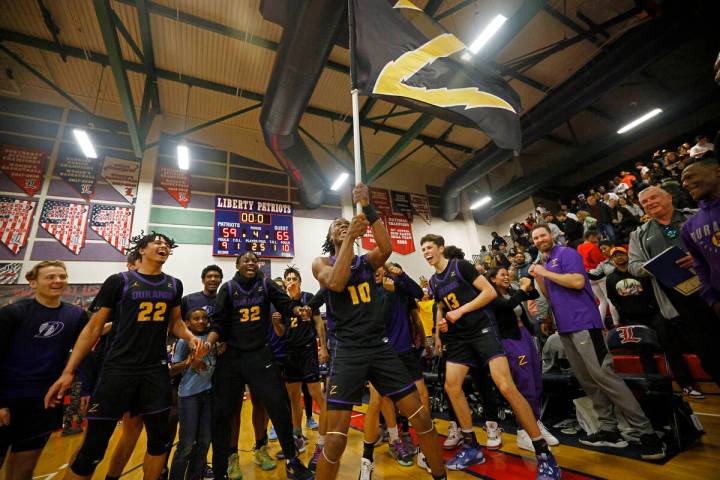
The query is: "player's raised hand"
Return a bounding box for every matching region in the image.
[352,182,370,207]
[286,280,301,298]
[44,371,75,408]
[348,214,369,239]
[387,264,402,276]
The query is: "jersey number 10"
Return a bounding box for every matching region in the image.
[347,282,371,305]
[137,302,167,322]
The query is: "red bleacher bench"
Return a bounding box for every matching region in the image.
[611,354,710,382]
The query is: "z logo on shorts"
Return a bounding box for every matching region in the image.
[518,355,527,366]
[329,385,338,396]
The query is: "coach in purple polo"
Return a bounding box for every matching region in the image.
[528,224,665,461]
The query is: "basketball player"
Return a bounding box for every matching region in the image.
[0,261,87,480]
[205,252,314,480]
[45,232,206,480]
[275,266,328,464]
[312,183,446,480]
[421,234,560,480]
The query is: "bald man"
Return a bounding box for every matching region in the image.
[628,186,720,386]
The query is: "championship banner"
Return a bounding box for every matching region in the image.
[56,152,99,200]
[158,166,191,208]
[0,263,22,284]
[90,204,133,254]
[390,190,413,219]
[0,144,47,196]
[410,193,431,224]
[0,196,36,254]
[362,187,416,255]
[40,200,89,255]
[101,157,140,204]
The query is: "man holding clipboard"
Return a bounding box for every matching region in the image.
[628,186,720,387]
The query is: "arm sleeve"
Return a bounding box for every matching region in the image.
[628,230,651,277]
[208,283,230,336]
[456,259,480,284]
[172,339,189,363]
[268,279,297,318]
[307,289,326,312]
[93,274,125,309]
[0,304,22,364]
[180,295,189,320]
[682,223,718,306]
[561,248,587,275]
[491,289,529,309]
[394,272,424,300]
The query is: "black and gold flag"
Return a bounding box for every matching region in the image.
[350,0,522,151]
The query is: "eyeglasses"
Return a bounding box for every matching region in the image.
[661,224,679,239]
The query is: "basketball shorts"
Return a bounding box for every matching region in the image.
[444,324,506,368]
[0,397,63,453]
[284,344,320,383]
[88,368,172,420]
[397,349,424,383]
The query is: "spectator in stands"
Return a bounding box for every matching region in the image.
[611,197,640,244]
[689,135,714,158]
[528,225,665,460]
[680,157,720,318]
[619,196,644,219]
[575,210,597,233]
[578,231,618,324]
[491,231,507,250]
[605,247,704,399]
[619,170,637,189]
[661,174,695,210]
[587,195,615,242]
[511,222,530,248]
[492,248,511,269]
[513,252,531,279]
[543,213,565,246]
[556,211,583,248]
[629,186,720,387]
[576,194,589,211]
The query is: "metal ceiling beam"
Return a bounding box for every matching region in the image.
[0,29,473,153]
[298,125,352,173]
[36,0,67,62]
[432,145,458,169]
[366,108,416,122]
[365,114,433,182]
[111,10,144,62]
[576,11,610,39]
[374,142,425,180]
[542,4,603,45]
[93,0,143,157]
[136,0,160,115]
[434,0,475,21]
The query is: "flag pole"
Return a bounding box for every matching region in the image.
[348,0,362,215]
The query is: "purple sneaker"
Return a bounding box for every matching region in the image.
[446,445,485,471]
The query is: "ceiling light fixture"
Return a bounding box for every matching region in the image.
[330,172,349,191]
[617,108,663,134]
[464,14,508,59]
[72,129,98,158]
[177,144,190,170]
[470,195,492,209]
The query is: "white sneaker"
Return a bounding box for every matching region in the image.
[538,420,559,446]
[416,451,429,471]
[358,458,374,480]
[516,429,534,452]
[485,421,502,450]
[443,421,463,449]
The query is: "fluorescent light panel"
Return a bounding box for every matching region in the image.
[470,195,492,209]
[465,14,507,57]
[72,129,97,158]
[330,172,349,191]
[617,108,663,134]
[177,144,190,170]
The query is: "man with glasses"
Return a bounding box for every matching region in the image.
[629,186,720,386]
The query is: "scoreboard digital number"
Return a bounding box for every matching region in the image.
[213,195,294,258]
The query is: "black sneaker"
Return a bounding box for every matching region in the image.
[579,430,629,448]
[640,433,666,461]
[286,458,314,480]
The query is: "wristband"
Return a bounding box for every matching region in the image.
[362,204,379,224]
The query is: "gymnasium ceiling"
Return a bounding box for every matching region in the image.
[0,0,718,219]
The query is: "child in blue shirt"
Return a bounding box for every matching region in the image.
[169,308,216,480]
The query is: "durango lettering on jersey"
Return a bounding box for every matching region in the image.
[232,295,266,307]
[131,290,175,300]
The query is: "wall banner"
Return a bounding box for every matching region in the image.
[390,190,413,219]
[0,196,36,254]
[0,262,22,284]
[39,200,89,255]
[158,166,191,208]
[90,204,134,254]
[101,156,140,203]
[56,152,99,200]
[0,144,46,196]
[410,193,432,224]
[362,187,416,255]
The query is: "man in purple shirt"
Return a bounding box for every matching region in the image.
[529,225,665,461]
[681,157,720,317]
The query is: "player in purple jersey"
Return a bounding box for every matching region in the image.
[312,183,446,480]
[0,261,87,480]
[422,235,559,480]
[45,233,206,480]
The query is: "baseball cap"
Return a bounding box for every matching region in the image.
[610,246,628,256]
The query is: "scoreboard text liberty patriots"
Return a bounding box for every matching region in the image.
[213,195,294,258]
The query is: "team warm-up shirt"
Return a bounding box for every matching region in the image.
[542,245,602,333]
[94,271,183,373]
[325,255,386,348]
[381,272,423,353]
[0,299,88,402]
[210,271,297,352]
[181,291,217,320]
[429,258,492,343]
[283,291,318,349]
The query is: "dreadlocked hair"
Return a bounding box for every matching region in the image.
[322,219,342,255]
[284,264,301,282]
[443,245,465,260]
[128,230,177,257]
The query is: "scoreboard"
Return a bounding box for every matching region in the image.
[213,195,294,258]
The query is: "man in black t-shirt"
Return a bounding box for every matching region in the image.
[422,234,559,479]
[45,233,205,480]
[312,183,446,480]
[181,264,223,319]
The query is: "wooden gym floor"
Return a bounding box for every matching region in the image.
[12,390,719,480]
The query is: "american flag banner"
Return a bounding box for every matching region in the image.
[0,263,22,284]
[39,200,89,255]
[90,204,134,254]
[0,196,36,254]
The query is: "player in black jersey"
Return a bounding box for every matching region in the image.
[275,266,328,466]
[312,183,446,480]
[45,233,206,480]
[421,235,560,480]
[205,252,314,480]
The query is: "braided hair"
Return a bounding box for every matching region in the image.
[127,230,177,258]
[322,219,342,256]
